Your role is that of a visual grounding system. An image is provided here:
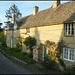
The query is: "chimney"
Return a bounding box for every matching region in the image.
[53,0,60,8]
[12,14,15,23]
[33,6,39,15]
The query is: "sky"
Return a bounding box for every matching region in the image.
[0,1,69,28]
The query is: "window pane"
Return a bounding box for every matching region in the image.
[64,23,74,35]
[66,49,68,59]
[65,24,67,35]
[69,49,74,61]
[69,24,70,34]
[72,23,74,35]
[64,48,68,59]
[27,28,30,34]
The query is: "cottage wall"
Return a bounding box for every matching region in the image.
[5,23,75,65]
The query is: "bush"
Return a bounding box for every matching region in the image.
[16,35,22,50]
[23,52,33,58]
[64,66,75,74]
[23,36,36,53]
[4,48,36,64]
[0,31,6,46]
[42,55,59,71]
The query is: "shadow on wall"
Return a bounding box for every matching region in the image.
[34,27,45,62]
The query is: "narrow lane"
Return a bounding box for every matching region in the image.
[0,52,33,74]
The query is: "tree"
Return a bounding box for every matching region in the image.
[23,36,36,54]
[5,4,22,23]
[0,23,2,28]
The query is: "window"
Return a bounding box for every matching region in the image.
[63,48,74,62]
[64,23,74,36]
[14,28,16,32]
[26,28,30,34]
[14,38,16,47]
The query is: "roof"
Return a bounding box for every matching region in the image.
[17,1,75,29]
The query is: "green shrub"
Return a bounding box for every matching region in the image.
[23,36,36,53]
[23,52,33,58]
[64,66,75,74]
[4,49,36,64]
[16,35,22,50]
[42,55,59,71]
[0,31,6,46]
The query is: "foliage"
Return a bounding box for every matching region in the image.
[0,45,8,50]
[5,4,22,22]
[64,66,75,74]
[41,40,59,70]
[16,35,22,50]
[45,40,58,61]
[57,40,66,57]
[0,23,2,28]
[42,40,66,71]
[4,48,35,64]
[23,52,33,58]
[42,55,59,70]
[0,31,6,46]
[23,36,36,53]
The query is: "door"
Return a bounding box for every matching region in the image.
[43,46,46,60]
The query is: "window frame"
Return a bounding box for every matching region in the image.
[63,48,74,62]
[64,23,74,36]
[26,28,30,34]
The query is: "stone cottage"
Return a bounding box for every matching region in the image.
[4,0,75,65]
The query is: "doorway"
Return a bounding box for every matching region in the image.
[43,46,46,60]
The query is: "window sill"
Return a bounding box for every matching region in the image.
[25,33,30,35]
[64,35,74,37]
[63,58,74,62]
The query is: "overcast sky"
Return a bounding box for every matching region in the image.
[0,1,69,28]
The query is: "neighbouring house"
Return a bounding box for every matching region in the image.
[4,0,75,66]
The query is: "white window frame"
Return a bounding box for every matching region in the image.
[26,28,30,34]
[63,48,74,62]
[64,23,74,36]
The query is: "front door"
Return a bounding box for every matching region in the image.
[43,46,46,60]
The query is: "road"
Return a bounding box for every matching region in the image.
[0,52,33,74]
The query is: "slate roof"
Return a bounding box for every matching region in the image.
[16,1,75,29]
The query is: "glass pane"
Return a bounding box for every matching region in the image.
[65,24,67,35]
[69,24,70,34]
[72,23,74,35]
[27,28,30,33]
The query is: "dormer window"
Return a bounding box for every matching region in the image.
[64,23,74,36]
[26,28,30,34]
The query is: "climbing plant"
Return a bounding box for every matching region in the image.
[16,35,22,50]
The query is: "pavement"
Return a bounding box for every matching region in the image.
[0,50,63,74]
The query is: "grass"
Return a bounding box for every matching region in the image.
[0,46,35,65]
